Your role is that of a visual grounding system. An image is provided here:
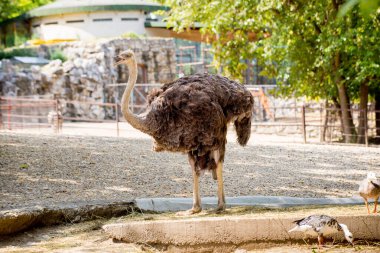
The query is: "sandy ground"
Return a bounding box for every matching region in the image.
[1,205,379,252]
[1,123,380,211]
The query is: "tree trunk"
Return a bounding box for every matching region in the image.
[337,83,356,143]
[334,53,356,143]
[321,101,329,142]
[357,82,369,144]
[332,97,343,134]
[375,91,380,137]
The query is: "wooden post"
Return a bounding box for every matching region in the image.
[7,99,11,130]
[116,103,120,137]
[55,99,59,133]
[365,107,368,147]
[301,105,306,143]
[319,103,323,142]
[0,97,3,129]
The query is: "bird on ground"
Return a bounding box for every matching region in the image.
[359,172,380,214]
[114,50,254,215]
[288,214,354,247]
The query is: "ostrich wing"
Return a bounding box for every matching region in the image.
[146,82,226,155]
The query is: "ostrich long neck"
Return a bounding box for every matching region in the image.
[121,58,150,134]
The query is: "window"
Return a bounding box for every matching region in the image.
[66,20,84,23]
[45,22,58,25]
[121,18,139,21]
[93,18,112,22]
[146,18,158,21]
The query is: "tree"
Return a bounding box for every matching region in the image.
[157,0,380,143]
[0,0,52,23]
[0,0,52,47]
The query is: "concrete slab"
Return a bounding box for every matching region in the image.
[103,215,380,247]
[0,201,134,235]
[135,196,366,212]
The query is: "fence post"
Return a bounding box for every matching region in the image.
[54,99,59,133]
[365,107,368,147]
[319,103,323,142]
[7,99,11,130]
[116,103,120,137]
[0,97,3,129]
[301,105,306,143]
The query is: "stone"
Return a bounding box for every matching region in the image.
[0,38,177,119]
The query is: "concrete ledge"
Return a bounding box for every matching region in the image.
[0,201,134,235]
[103,215,380,246]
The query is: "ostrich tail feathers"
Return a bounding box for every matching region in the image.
[234,116,252,146]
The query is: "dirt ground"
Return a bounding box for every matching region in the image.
[1,205,379,253]
[1,126,380,211]
[1,126,380,252]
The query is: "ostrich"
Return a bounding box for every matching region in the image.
[114,50,254,214]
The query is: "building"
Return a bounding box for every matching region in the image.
[28,0,167,42]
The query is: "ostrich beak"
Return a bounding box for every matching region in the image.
[114,55,124,66]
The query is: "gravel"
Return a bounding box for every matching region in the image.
[1,130,380,212]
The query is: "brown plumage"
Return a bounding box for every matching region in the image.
[359,172,380,214]
[115,50,254,214]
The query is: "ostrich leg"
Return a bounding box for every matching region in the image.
[215,161,226,212]
[214,150,225,212]
[177,154,202,216]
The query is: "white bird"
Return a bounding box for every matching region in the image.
[288,215,354,247]
[359,172,380,214]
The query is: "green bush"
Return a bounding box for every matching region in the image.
[49,49,67,62]
[121,32,142,39]
[0,47,37,60]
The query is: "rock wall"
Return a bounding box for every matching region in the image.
[0,38,177,119]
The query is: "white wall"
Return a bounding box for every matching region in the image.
[31,11,149,41]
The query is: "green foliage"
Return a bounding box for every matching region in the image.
[338,0,380,18]
[157,0,380,101]
[0,0,52,23]
[121,32,143,39]
[19,163,29,169]
[0,47,37,59]
[49,48,67,62]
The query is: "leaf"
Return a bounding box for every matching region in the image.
[19,163,29,169]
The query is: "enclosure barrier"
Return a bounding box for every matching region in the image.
[251,105,378,146]
[1,96,379,145]
[0,96,58,131]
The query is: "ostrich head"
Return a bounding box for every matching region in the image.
[114,50,134,66]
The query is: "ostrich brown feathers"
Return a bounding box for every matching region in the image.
[145,73,254,174]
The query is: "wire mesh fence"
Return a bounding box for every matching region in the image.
[1,91,379,145]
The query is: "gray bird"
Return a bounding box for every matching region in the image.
[359,172,380,214]
[288,215,354,247]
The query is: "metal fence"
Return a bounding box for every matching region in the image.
[0,96,57,131]
[1,91,379,145]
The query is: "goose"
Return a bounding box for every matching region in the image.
[288,214,354,247]
[359,172,380,214]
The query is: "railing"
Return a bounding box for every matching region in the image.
[0,96,58,131]
[1,95,379,146]
[251,105,379,145]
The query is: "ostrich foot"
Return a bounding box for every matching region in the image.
[176,207,202,216]
[207,204,226,214]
